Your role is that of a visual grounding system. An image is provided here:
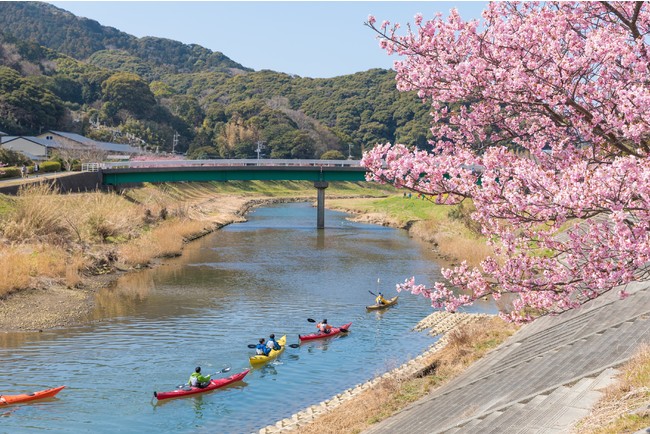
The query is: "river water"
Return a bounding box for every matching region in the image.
[0,202,495,433]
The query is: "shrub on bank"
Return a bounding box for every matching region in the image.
[0,167,21,179]
[39,161,61,173]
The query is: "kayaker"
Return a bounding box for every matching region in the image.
[317,319,332,334]
[188,366,211,388]
[376,292,388,305]
[256,338,271,356]
[267,334,281,351]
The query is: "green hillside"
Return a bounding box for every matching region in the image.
[0,2,433,159]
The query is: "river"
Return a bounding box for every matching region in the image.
[0,202,495,433]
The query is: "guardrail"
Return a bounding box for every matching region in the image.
[98,159,363,170]
[81,163,100,172]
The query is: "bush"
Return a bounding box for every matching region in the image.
[39,161,61,173]
[0,166,21,179]
[320,150,346,160]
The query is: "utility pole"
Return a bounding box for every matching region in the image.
[255,141,266,164]
[172,131,179,154]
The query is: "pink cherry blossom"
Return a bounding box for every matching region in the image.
[364,2,650,323]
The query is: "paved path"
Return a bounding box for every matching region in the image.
[365,280,650,434]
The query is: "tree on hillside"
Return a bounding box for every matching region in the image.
[363,2,650,323]
[101,72,156,120]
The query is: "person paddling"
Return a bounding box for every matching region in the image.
[188,366,211,388]
[256,338,271,356]
[267,334,281,351]
[375,292,388,305]
[316,319,332,334]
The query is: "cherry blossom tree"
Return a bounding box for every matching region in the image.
[363,2,650,323]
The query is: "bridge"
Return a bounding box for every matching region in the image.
[97,159,369,229]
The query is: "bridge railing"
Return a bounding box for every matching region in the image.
[98,159,363,170]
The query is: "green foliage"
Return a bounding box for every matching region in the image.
[0,149,31,166]
[320,150,346,160]
[39,161,61,172]
[0,66,66,134]
[0,2,434,158]
[0,167,21,179]
[101,72,156,119]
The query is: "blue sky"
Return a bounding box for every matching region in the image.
[50,2,487,78]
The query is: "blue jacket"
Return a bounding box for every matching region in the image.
[256,343,270,355]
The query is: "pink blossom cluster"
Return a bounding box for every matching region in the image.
[365,2,650,323]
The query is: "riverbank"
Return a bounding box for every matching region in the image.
[0,181,398,332]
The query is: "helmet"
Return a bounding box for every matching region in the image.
[323,319,327,324]
[259,338,265,343]
[195,367,201,373]
[270,334,275,339]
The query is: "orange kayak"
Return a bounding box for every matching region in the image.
[0,386,65,405]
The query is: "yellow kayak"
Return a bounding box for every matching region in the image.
[249,335,286,366]
[366,296,399,310]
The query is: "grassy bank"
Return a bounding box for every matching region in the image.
[327,196,492,268]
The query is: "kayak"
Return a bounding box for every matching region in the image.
[299,322,352,342]
[0,385,65,405]
[249,335,286,366]
[366,296,399,310]
[154,369,250,400]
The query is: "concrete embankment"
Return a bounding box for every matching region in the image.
[364,281,650,434]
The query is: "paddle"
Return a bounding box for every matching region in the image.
[247,343,299,349]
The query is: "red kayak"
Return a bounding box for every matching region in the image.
[299,322,352,342]
[0,386,65,405]
[154,369,250,400]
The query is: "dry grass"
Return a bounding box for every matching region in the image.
[410,218,493,268]
[291,317,518,434]
[118,218,212,267]
[1,183,70,244]
[0,244,89,297]
[573,344,650,434]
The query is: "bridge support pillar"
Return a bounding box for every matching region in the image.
[314,181,329,229]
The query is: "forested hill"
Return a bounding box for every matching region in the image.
[0,1,433,159]
[0,2,250,76]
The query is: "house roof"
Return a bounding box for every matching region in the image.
[3,136,68,149]
[95,141,143,154]
[47,130,98,146]
[45,131,144,154]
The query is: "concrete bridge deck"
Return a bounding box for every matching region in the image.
[364,281,650,434]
